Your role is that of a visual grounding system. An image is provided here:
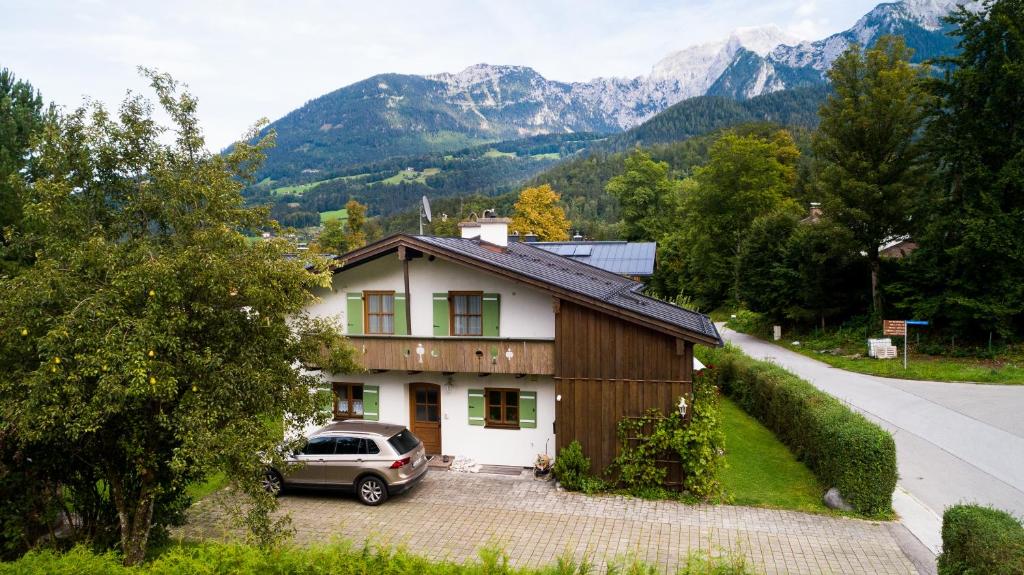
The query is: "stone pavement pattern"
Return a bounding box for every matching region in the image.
[179,471,917,574]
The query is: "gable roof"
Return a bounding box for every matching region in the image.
[531,241,656,276]
[333,234,721,346]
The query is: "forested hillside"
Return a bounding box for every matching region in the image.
[252,133,604,228]
[599,85,828,151]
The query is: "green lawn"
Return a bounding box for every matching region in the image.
[782,346,1024,384]
[185,471,228,501]
[530,152,561,160]
[720,397,830,514]
[319,208,348,223]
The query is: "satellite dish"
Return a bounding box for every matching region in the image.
[421,195,432,223]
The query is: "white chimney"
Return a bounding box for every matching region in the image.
[458,209,510,247]
[459,221,481,239]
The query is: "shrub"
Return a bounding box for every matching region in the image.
[699,345,897,516]
[553,440,605,493]
[609,370,725,500]
[0,541,757,574]
[938,504,1024,575]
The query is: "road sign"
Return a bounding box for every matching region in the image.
[883,320,906,336]
[906,320,930,326]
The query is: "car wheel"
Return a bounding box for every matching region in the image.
[262,469,283,496]
[357,475,387,506]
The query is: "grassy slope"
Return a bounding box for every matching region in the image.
[780,345,1024,385]
[378,167,441,185]
[720,397,830,514]
[319,208,349,223]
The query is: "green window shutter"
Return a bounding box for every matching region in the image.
[468,389,485,426]
[363,385,379,421]
[482,293,501,337]
[519,391,537,428]
[393,293,408,335]
[346,293,364,335]
[432,293,449,336]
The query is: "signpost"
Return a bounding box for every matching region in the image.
[883,319,930,369]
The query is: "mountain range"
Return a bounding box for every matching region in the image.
[253,0,972,187]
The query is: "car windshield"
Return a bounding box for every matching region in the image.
[387,429,421,455]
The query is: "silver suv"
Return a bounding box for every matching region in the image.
[264,420,428,505]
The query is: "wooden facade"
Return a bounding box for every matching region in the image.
[348,336,554,375]
[553,300,694,475]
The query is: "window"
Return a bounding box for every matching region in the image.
[387,429,421,455]
[364,291,395,335]
[301,436,336,455]
[334,436,360,455]
[450,292,483,336]
[485,388,519,428]
[332,383,364,419]
[359,438,380,455]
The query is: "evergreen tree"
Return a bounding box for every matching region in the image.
[510,184,571,241]
[813,36,929,316]
[909,0,1024,337]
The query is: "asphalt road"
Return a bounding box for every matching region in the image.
[719,326,1024,555]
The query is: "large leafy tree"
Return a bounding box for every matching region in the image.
[813,35,929,316]
[0,68,45,275]
[510,184,571,241]
[343,198,368,248]
[0,70,354,564]
[675,130,799,308]
[737,208,865,327]
[906,0,1024,338]
[605,150,678,242]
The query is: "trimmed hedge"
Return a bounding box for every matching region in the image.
[700,345,897,516]
[938,504,1024,575]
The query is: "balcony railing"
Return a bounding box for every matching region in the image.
[346,336,555,375]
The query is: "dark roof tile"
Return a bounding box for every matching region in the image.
[414,236,719,343]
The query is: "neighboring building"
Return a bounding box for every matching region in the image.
[306,217,721,470]
[879,236,918,259]
[801,202,918,259]
[532,241,657,279]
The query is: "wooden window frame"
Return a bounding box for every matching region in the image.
[332,383,364,420]
[449,291,484,337]
[484,387,520,429]
[363,291,395,335]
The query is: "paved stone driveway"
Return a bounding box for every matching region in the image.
[179,471,917,574]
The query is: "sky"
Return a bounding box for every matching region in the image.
[2,0,883,149]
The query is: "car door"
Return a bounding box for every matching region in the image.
[288,436,335,485]
[322,435,362,486]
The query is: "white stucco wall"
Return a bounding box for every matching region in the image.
[324,370,557,467]
[306,255,555,339]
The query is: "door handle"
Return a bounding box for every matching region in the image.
[356,458,364,462]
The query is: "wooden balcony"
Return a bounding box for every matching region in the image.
[347,336,555,375]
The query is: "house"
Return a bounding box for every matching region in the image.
[879,236,918,259]
[532,241,657,279]
[305,215,722,470]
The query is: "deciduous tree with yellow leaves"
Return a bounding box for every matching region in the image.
[510,184,571,241]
